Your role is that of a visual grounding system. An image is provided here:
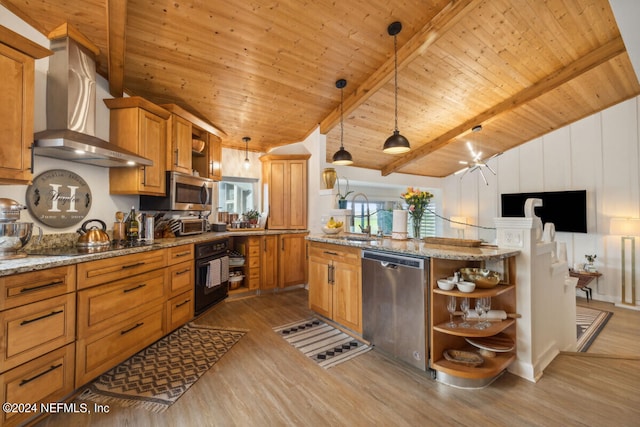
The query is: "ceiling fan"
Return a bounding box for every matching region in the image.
[454,126,502,185]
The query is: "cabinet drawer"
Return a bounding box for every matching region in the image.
[0,265,76,311]
[77,269,166,338]
[167,260,193,297]
[75,304,164,387]
[309,243,360,265]
[76,249,167,289]
[0,343,75,427]
[0,294,75,373]
[167,244,194,265]
[166,290,193,332]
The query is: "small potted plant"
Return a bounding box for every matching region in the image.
[584,254,597,272]
[244,209,261,226]
[335,177,353,209]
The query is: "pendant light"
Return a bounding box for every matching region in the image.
[383,21,411,154]
[332,78,354,165]
[243,136,251,169]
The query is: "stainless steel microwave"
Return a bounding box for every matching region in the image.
[140,172,214,211]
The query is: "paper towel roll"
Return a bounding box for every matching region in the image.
[392,210,408,240]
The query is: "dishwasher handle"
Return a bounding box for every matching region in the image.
[362,250,425,269]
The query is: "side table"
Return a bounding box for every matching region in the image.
[569,270,602,301]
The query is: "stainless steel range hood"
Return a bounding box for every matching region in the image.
[33,33,152,167]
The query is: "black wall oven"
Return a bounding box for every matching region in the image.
[194,238,229,315]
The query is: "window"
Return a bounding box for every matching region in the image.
[218,177,259,215]
[345,199,436,237]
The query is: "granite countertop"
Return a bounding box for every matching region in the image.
[0,229,308,277]
[306,234,520,261]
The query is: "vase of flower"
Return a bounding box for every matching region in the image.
[401,187,433,241]
[411,211,423,240]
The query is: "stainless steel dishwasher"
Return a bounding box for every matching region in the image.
[362,250,428,371]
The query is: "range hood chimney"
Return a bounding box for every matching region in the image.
[33,26,152,167]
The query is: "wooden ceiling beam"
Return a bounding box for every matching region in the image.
[106,0,127,97]
[381,35,627,176]
[318,0,480,135]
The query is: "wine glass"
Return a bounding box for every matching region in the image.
[446,296,457,328]
[481,296,492,328]
[474,297,486,329]
[459,297,471,328]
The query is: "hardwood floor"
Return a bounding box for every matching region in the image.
[36,290,640,427]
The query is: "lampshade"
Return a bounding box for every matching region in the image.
[610,218,640,236]
[450,217,467,230]
[383,130,411,154]
[332,147,353,165]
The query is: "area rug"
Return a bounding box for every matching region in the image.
[77,323,246,412]
[576,305,613,352]
[273,318,371,369]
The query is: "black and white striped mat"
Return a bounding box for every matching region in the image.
[576,305,613,352]
[274,318,371,369]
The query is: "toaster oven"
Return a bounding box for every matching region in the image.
[175,217,209,236]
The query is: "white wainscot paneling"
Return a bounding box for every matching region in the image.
[518,138,544,192]
[542,127,572,190]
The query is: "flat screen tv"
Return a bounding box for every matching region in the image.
[500,190,587,233]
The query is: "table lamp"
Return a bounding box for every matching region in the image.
[610,217,640,307]
[451,217,467,239]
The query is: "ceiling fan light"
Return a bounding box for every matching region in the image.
[383,130,411,154]
[332,146,354,165]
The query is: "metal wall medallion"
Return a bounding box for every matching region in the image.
[25,169,92,228]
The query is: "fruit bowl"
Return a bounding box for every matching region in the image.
[322,226,341,235]
[460,268,501,288]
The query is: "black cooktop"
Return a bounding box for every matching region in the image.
[26,241,155,257]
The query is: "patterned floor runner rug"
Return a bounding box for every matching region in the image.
[77,323,246,412]
[274,318,371,369]
[576,305,613,352]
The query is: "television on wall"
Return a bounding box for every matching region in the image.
[500,190,588,233]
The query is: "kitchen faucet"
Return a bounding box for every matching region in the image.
[351,192,371,236]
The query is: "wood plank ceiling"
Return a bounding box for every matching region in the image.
[2,0,639,177]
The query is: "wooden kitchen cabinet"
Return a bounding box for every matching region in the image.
[308,242,362,334]
[165,244,194,331]
[429,256,517,384]
[260,154,310,229]
[0,263,75,427]
[105,96,170,195]
[75,248,168,386]
[278,232,309,288]
[261,235,279,290]
[0,344,75,427]
[161,104,225,179]
[0,27,51,185]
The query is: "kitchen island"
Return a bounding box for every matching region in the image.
[306,233,520,388]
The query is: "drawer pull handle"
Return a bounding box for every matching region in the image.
[121,322,144,335]
[176,269,190,275]
[19,363,63,386]
[123,284,146,293]
[20,280,64,293]
[176,299,191,308]
[122,262,145,269]
[323,251,339,255]
[175,251,191,257]
[20,309,64,326]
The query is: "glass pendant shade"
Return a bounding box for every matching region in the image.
[383,130,410,154]
[332,146,353,165]
[243,136,251,169]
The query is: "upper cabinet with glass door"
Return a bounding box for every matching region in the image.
[160,104,225,180]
